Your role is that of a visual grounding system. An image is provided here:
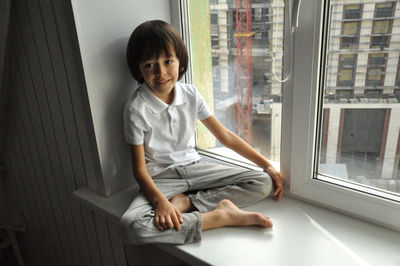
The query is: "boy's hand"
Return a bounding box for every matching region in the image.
[264,166,284,201]
[154,199,184,231]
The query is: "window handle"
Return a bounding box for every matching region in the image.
[289,0,302,32]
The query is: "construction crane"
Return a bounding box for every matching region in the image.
[235,0,254,143]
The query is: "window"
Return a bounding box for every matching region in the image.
[344,4,362,19]
[365,53,387,88]
[340,5,361,49]
[179,0,400,231]
[375,2,395,18]
[337,54,357,87]
[187,0,284,166]
[321,2,399,197]
[365,54,386,90]
[289,0,400,231]
[210,13,220,49]
[370,2,395,49]
[341,22,360,49]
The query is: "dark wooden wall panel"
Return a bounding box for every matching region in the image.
[10,44,66,265]
[1,1,129,265]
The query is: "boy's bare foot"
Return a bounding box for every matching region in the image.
[202,199,273,231]
[170,193,196,213]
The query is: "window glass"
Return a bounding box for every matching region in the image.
[370,3,394,49]
[189,0,284,165]
[375,2,395,18]
[366,53,387,87]
[373,20,390,34]
[344,4,362,19]
[337,54,356,87]
[319,0,400,196]
[340,5,361,49]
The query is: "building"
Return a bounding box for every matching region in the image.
[321,0,400,190]
[209,0,284,158]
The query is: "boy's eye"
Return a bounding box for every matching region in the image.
[166,60,173,64]
[144,63,155,68]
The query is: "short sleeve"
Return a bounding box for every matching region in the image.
[123,104,146,145]
[196,88,212,120]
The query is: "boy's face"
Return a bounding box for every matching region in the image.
[139,50,180,102]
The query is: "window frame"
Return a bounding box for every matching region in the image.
[290,0,400,231]
[174,0,400,231]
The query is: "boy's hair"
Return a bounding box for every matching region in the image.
[127,20,189,83]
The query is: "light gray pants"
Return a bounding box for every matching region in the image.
[120,161,273,245]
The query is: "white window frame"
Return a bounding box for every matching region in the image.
[289,0,400,231]
[175,0,400,231]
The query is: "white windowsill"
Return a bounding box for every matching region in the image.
[73,186,400,266]
[198,147,280,172]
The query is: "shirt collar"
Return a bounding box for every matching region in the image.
[140,82,185,114]
[171,82,185,106]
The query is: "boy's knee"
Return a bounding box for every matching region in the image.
[121,221,154,244]
[253,172,273,198]
[262,173,273,196]
[120,212,157,245]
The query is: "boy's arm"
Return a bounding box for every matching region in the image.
[201,115,284,201]
[130,144,183,231]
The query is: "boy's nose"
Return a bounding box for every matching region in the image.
[155,64,167,76]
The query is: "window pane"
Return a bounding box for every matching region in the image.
[340,17,360,49]
[337,54,356,87]
[373,20,390,34]
[371,36,389,48]
[344,4,362,19]
[375,2,395,18]
[319,0,400,196]
[189,0,284,164]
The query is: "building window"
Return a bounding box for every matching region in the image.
[365,53,387,88]
[341,22,360,49]
[370,2,395,48]
[370,19,391,48]
[340,5,361,49]
[337,54,357,87]
[210,13,220,49]
[343,4,362,19]
[375,2,395,18]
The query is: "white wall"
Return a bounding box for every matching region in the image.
[71,0,171,196]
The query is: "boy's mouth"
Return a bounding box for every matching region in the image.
[156,79,170,85]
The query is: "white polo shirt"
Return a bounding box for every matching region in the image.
[123,82,212,176]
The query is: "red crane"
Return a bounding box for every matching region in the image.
[235,0,254,143]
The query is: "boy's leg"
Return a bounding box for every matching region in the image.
[121,166,206,244]
[174,161,273,213]
[121,162,274,244]
[201,199,273,230]
[121,194,272,245]
[120,191,203,245]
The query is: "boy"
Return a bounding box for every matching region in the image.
[121,20,283,244]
